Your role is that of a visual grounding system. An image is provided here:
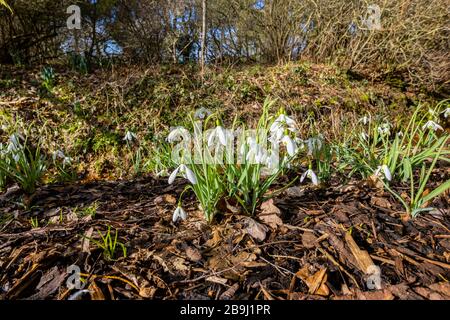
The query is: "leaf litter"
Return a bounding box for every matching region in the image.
[0,176,449,300]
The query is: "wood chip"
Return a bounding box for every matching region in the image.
[345,232,375,274]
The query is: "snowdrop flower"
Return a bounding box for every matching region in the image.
[269,127,285,143]
[270,114,296,132]
[123,131,137,143]
[9,133,23,146]
[167,127,190,143]
[264,150,280,172]
[207,125,228,148]
[281,135,297,157]
[238,140,247,157]
[194,107,212,120]
[52,150,72,166]
[361,132,369,141]
[7,143,19,154]
[422,120,443,132]
[377,123,390,136]
[306,136,323,156]
[374,164,392,181]
[52,150,65,161]
[360,115,370,125]
[62,157,72,166]
[246,143,268,164]
[172,205,187,223]
[12,153,20,162]
[270,114,297,143]
[300,169,319,186]
[7,133,23,153]
[443,108,450,118]
[168,164,197,185]
[239,136,258,159]
[397,131,404,137]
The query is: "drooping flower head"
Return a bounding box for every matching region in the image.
[443,108,450,118]
[52,150,72,167]
[422,120,443,132]
[194,107,212,120]
[269,112,297,143]
[377,123,390,136]
[172,205,187,223]
[281,135,297,157]
[360,115,371,125]
[207,123,228,148]
[167,127,190,143]
[300,169,319,186]
[123,131,137,143]
[7,133,24,153]
[374,164,392,181]
[168,164,197,185]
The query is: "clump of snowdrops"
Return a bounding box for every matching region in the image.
[337,102,450,218]
[166,98,317,223]
[0,133,46,194]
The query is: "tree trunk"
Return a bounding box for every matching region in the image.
[200,0,207,76]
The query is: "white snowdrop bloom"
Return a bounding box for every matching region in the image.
[9,133,23,146]
[377,123,390,136]
[443,108,450,118]
[7,142,20,153]
[246,143,268,164]
[167,127,190,143]
[422,120,443,132]
[306,137,323,156]
[361,132,369,141]
[397,131,404,137]
[239,136,257,157]
[123,131,137,143]
[374,164,392,181]
[207,126,227,148]
[428,109,437,117]
[265,151,280,172]
[52,150,65,161]
[281,135,297,157]
[300,169,319,186]
[168,164,197,185]
[7,133,23,153]
[361,115,370,125]
[53,150,72,166]
[172,206,187,223]
[269,114,297,145]
[254,147,268,164]
[12,153,20,162]
[270,114,296,132]
[194,107,212,120]
[63,157,72,166]
[269,126,285,143]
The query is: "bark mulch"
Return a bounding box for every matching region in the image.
[0,176,449,300]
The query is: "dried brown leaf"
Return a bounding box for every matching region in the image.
[258,199,283,229]
[302,232,318,249]
[185,246,202,262]
[245,218,268,242]
[371,196,392,209]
